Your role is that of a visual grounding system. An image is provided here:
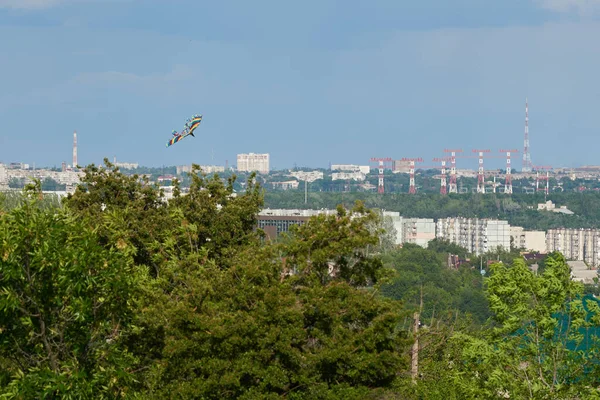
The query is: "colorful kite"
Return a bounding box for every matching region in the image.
[166,114,203,147]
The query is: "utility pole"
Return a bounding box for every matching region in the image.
[304,178,308,204]
[411,285,423,384]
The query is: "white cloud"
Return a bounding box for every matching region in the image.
[535,0,600,15]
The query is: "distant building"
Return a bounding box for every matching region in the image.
[392,160,411,174]
[331,164,370,174]
[112,157,138,170]
[511,227,547,253]
[237,153,270,174]
[289,171,323,182]
[271,181,300,190]
[436,217,511,256]
[157,175,176,183]
[176,165,225,175]
[382,212,436,247]
[331,172,366,181]
[547,228,600,267]
[257,208,339,240]
[401,217,437,247]
[538,200,574,215]
[567,260,598,284]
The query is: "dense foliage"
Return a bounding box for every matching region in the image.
[1,160,600,398]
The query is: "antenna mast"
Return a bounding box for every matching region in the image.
[522,99,532,172]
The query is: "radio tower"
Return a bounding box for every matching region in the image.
[522,98,532,172]
[73,130,78,169]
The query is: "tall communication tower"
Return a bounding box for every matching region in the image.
[370,157,392,194]
[73,130,78,168]
[522,99,533,172]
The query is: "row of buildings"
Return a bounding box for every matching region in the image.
[0,163,82,191]
[257,209,599,271]
[258,209,517,256]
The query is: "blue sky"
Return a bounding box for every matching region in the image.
[1,0,599,170]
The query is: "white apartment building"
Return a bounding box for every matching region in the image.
[177,165,226,175]
[436,217,511,256]
[289,171,324,182]
[331,172,366,181]
[546,228,600,267]
[381,212,435,248]
[402,218,436,247]
[331,164,370,174]
[271,181,300,190]
[237,153,270,174]
[510,227,547,253]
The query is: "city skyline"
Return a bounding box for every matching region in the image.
[2,1,600,169]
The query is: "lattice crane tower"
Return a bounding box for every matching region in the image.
[522,99,533,172]
[473,149,491,194]
[401,157,423,194]
[500,149,518,194]
[370,157,392,194]
[443,149,463,193]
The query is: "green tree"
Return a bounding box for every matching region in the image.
[133,199,408,398]
[63,159,172,276]
[438,253,600,398]
[0,184,144,398]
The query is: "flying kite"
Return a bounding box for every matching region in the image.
[166,114,203,147]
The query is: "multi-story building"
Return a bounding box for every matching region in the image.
[257,208,339,240]
[546,228,600,267]
[258,209,436,248]
[237,153,270,174]
[331,164,370,174]
[112,158,139,170]
[331,171,366,181]
[392,160,411,174]
[177,165,226,175]
[271,181,300,190]
[510,227,546,252]
[289,170,324,182]
[401,218,436,247]
[436,217,511,255]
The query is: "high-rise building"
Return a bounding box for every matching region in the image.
[237,153,270,174]
[436,217,511,256]
[546,228,600,267]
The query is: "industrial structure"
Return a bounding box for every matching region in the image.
[522,98,533,173]
[370,157,392,194]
